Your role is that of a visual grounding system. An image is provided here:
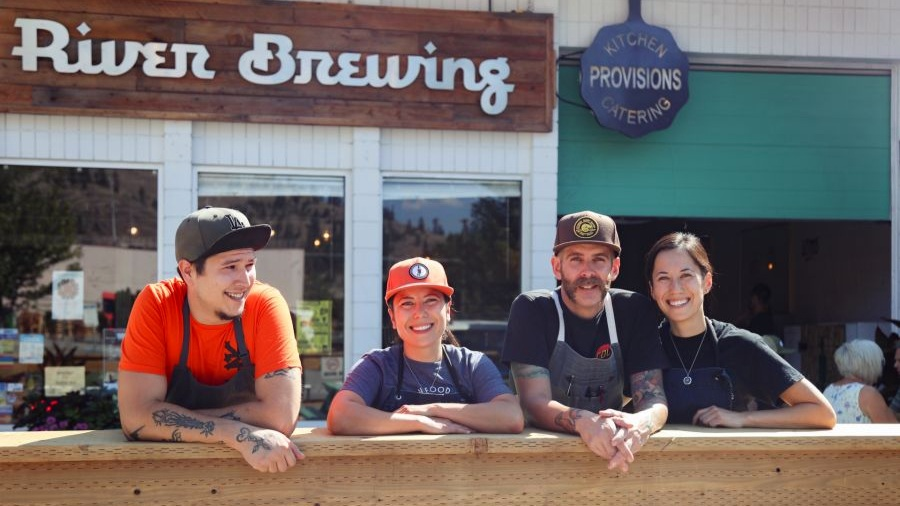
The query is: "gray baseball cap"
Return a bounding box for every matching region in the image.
[175,206,272,262]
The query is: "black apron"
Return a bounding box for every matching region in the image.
[548,290,624,413]
[380,344,472,412]
[663,319,734,424]
[164,298,257,410]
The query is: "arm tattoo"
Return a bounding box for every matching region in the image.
[219,410,241,421]
[554,409,584,434]
[236,427,273,454]
[152,408,215,437]
[511,363,550,380]
[123,425,145,441]
[630,369,666,411]
[263,368,295,379]
[170,429,183,442]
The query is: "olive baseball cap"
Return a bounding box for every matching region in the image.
[553,211,621,256]
[384,257,455,302]
[175,206,272,262]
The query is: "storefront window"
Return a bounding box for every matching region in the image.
[0,165,157,426]
[199,173,345,403]
[382,178,521,372]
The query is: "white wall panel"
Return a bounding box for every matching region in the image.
[560,0,900,60]
[381,129,532,175]
[0,113,164,164]
[192,122,353,170]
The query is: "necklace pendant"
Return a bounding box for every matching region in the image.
[683,376,692,386]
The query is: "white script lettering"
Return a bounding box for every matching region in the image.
[12,18,215,79]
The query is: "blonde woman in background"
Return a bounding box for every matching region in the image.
[823,340,896,423]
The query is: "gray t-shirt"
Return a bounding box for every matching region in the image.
[341,343,511,410]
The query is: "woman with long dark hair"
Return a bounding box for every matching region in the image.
[645,232,835,428]
[328,257,523,435]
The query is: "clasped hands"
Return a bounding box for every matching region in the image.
[576,409,645,472]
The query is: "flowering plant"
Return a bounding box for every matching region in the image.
[13,389,120,431]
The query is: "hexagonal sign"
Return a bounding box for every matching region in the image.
[580,0,690,138]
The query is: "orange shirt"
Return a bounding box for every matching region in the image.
[120,277,301,385]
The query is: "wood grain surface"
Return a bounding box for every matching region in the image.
[1,425,898,505]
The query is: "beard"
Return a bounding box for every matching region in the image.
[561,275,610,307]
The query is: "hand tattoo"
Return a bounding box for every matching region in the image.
[236,427,273,454]
[152,408,215,437]
[554,408,584,434]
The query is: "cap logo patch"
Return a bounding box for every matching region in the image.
[573,217,599,239]
[224,214,245,230]
[409,263,429,280]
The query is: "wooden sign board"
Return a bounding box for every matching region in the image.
[0,0,554,132]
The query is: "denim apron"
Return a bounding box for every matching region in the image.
[548,291,624,413]
[164,298,257,410]
[663,319,734,424]
[380,344,471,412]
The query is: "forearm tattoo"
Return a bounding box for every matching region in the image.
[170,429,183,442]
[152,408,215,437]
[630,369,667,433]
[123,425,145,441]
[219,410,241,421]
[511,363,550,380]
[263,368,296,379]
[236,427,272,454]
[554,408,584,434]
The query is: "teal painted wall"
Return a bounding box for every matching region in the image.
[558,67,890,220]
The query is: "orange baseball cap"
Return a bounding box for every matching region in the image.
[384,257,455,302]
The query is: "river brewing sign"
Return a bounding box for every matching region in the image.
[580,0,689,138]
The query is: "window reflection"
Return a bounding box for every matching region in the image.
[0,165,157,423]
[199,173,345,403]
[382,178,521,366]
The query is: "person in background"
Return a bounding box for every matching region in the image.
[736,283,776,337]
[327,257,523,435]
[502,211,668,473]
[823,340,897,423]
[646,232,835,429]
[118,207,304,473]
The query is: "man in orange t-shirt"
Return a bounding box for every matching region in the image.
[118,206,304,473]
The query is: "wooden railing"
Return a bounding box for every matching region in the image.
[1,424,898,505]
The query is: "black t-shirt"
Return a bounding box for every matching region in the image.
[659,319,803,410]
[501,287,667,397]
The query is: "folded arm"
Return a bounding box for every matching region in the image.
[117,370,303,472]
[693,378,836,429]
[511,362,623,465]
[194,367,302,436]
[326,390,473,435]
[393,393,524,433]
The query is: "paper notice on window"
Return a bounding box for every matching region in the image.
[52,271,84,320]
[44,366,86,397]
[18,334,44,364]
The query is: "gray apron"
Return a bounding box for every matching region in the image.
[164,298,257,410]
[548,290,624,413]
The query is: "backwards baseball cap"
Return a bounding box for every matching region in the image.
[384,257,455,302]
[175,206,272,262]
[553,211,621,256]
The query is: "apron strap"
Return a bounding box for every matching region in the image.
[550,289,618,345]
[179,298,193,367]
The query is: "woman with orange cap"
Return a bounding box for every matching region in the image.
[327,257,524,435]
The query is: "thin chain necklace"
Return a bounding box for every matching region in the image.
[405,357,442,393]
[669,327,706,386]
